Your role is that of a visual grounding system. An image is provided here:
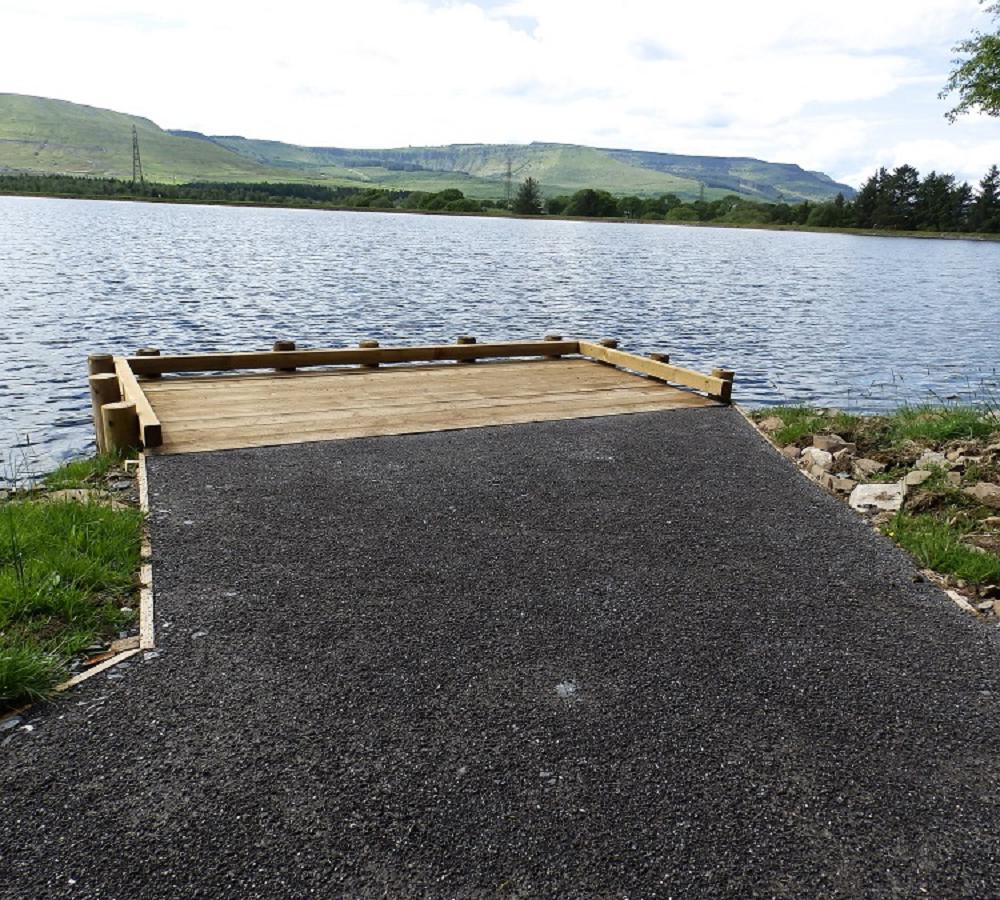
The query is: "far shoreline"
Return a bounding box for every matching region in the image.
[3,188,1000,245]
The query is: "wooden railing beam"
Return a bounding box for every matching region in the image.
[114,357,164,448]
[125,340,582,375]
[578,340,731,400]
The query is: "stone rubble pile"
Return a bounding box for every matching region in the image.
[756,414,1000,613]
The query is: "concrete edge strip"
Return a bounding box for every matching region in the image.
[53,454,156,695]
[733,403,980,618]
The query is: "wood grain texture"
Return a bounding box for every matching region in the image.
[144,358,717,455]
[577,341,729,398]
[114,357,163,447]
[127,340,580,375]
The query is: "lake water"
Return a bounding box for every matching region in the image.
[2,195,999,475]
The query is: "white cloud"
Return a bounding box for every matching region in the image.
[0,0,996,184]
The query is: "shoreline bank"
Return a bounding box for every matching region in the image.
[749,404,1000,610]
[4,188,1000,243]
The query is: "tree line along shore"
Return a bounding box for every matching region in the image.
[3,163,999,238]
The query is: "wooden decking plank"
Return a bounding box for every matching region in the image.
[138,359,621,399]
[156,394,712,454]
[158,385,693,433]
[146,377,664,420]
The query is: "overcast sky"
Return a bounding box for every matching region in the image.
[3,0,999,188]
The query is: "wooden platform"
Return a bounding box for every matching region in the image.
[141,358,717,455]
[86,339,733,457]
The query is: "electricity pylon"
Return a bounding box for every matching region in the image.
[131,126,144,185]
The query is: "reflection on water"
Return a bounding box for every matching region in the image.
[2,195,998,472]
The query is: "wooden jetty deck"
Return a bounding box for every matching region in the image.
[86,338,734,455]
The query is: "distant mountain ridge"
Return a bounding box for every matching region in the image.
[0,94,855,202]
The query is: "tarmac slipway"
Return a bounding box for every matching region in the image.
[3,345,1000,897]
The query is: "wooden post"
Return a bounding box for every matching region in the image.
[88,374,121,454]
[135,347,161,379]
[273,340,296,373]
[87,354,116,452]
[650,352,670,364]
[543,334,564,359]
[88,354,115,376]
[359,339,380,368]
[101,401,140,455]
[711,368,735,404]
[456,335,477,364]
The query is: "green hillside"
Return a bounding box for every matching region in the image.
[0,94,855,201]
[0,94,288,182]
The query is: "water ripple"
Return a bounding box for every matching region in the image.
[2,196,999,472]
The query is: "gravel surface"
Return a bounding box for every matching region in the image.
[3,407,1000,897]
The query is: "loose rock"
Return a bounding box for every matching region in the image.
[822,474,857,494]
[800,447,833,471]
[758,416,784,432]
[903,470,933,487]
[850,482,906,513]
[852,458,886,480]
[965,483,1000,509]
[832,447,855,467]
[813,434,853,453]
[781,446,800,461]
[916,450,947,470]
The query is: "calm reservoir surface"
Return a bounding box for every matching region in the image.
[2,195,999,473]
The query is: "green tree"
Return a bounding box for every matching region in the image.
[914,171,971,231]
[512,177,543,215]
[941,2,1000,121]
[564,188,618,217]
[546,196,570,215]
[971,164,1000,230]
[618,195,644,218]
[853,168,884,227]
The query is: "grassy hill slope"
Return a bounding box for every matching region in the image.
[0,94,287,182]
[0,94,855,201]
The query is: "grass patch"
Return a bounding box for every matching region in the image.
[42,454,121,490]
[755,406,862,446]
[884,513,1000,585]
[1,476,142,710]
[755,404,999,450]
[882,405,999,446]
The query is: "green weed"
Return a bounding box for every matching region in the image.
[0,645,66,705]
[43,454,121,490]
[883,405,998,445]
[756,406,862,446]
[0,493,141,711]
[884,513,1000,585]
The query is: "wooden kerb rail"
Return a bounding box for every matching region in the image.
[87,337,735,454]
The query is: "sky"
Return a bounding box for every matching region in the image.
[2,0,999,189]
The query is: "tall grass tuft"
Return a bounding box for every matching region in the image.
[1,464,142,711]
[886,514,1000,585]
[0,645,66,705]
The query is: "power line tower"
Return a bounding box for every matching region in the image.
[504,153,531,209]
[131,125,144,185]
